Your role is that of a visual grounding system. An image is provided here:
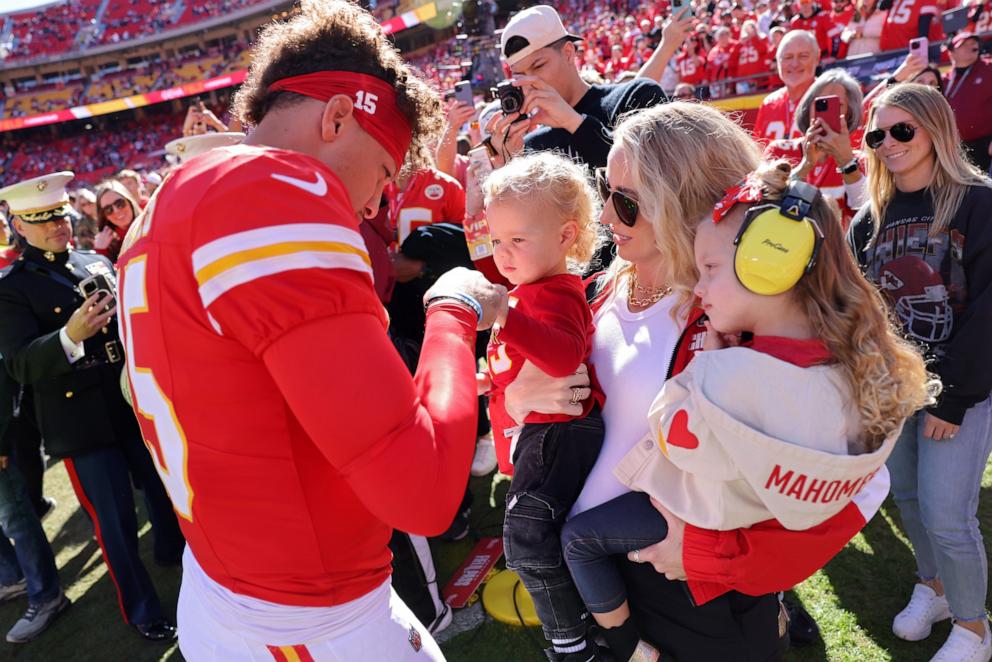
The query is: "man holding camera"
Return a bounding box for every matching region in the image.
[0,172,184,643]
[489,4,667,170]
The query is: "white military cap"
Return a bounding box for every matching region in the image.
[165,132,245,164]
[0,171,75,224]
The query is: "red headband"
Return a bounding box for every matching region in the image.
[268,71,412,171]
[712,176,765,223]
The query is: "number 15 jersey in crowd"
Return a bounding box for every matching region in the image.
[117,145,407,608]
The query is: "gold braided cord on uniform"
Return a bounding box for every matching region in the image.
[16,202,72,224]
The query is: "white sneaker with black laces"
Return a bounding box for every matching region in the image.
[893,584,951,641]
[0,579,27,604]
[471,434,497,477]
[6,591,70,643]
[930,621,992,662]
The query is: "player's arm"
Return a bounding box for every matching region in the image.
[263,300,479,535]
[682,467,889,604]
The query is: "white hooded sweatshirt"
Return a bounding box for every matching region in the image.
[613,339,899,531]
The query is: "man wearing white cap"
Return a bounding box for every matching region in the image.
[0,172,185,643]
[164,132,245,165]
[490,5,666,171]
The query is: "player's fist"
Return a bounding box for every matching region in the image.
[426,267,507,330]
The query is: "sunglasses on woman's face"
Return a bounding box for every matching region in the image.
[101,197,129,217]
[865,122,916,149]
[595,168,639,227]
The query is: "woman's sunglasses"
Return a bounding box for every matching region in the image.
[595,168,639,227]
[100,197,129,217]
[865,122,916,150]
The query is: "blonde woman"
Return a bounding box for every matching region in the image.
[503,103,891,659]
[849,83,992,662]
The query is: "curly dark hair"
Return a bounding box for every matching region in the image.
[233,0,442,172]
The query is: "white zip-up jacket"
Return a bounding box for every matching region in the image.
[614,339,899,531]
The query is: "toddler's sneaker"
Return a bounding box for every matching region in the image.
[471,433,497,477]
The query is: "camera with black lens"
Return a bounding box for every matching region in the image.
[495,81,525,116]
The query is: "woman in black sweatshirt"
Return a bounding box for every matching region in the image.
[848,83,992,662]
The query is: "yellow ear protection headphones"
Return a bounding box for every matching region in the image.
[732,180,824,296]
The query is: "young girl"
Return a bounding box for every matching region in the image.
[849,83,992,662]
[561,161,936,662]
[479,151,608,661]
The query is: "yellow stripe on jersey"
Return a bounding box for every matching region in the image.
[194,240,371,285]
[280,647,301,662]
[191,223,372,308]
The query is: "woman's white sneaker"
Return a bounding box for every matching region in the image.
[893,584,951,641]
[930,621,992,662]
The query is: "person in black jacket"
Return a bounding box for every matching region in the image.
[489,5,667,172]
[0,172,184,643]
[848,83,992,662]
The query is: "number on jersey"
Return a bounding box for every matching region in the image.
[120,256,195,521]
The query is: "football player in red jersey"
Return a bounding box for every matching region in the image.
[754,30,820,143]
[115,2,506,660]
[878,0,945,50]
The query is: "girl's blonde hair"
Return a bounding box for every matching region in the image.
[604,102,761,312]
[751,161,938,450]
[865,84,992,237]
[483,151,604,274]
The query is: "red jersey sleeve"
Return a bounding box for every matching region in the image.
[261,303,479,535]
[497,277,592,378]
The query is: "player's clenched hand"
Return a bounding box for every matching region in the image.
[425,267,508,330]
[66,293,117,344]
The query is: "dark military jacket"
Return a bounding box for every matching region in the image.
[0,245,138,457]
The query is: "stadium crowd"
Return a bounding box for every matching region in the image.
[0,0,991,661]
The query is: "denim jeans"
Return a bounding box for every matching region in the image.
[503,408,604,642]
[887,396,992,622]
[0,463,60,606]
[561,491,669,613]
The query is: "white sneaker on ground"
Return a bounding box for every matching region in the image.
[471,434,497,477]
[893,583,952,641]
[930,621,992,662]
[0,579,27,603]
[6,591,70,643]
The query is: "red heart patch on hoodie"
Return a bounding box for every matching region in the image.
[667,409,699,449]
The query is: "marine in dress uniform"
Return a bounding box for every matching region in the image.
[0,172,184,642]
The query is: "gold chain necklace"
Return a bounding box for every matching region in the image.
[627,271,671,308]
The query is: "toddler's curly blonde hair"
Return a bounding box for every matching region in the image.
[483,151,604,274]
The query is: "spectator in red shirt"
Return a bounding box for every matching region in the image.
[707,27,738,96]
[677,39,709,87]
[944,32,992,172]
[827,0,857,57]
[731,20,770,92]
[878,0,944,51]
[791,0,835,57]
[605,43,632,80]
[754,30,820,142]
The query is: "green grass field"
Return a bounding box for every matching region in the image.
[0,459,988,662]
